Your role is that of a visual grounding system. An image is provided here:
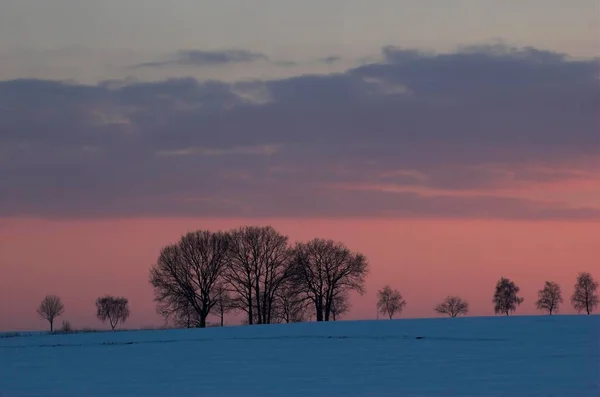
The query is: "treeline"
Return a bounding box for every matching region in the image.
[148,225,598,327]
[34,225,599,331]
[149,226,369,328]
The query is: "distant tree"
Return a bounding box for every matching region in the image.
[435,296,469,318]
[150,230,231,328]
[493,277,524,316]
[330,292,350,321]
[96,295,130,330]
[535,281,563,315]
[376,286,406,319]
[291,238,369,321]
[60,320,73,334]
[213,285,234,327]
[225,226,293,325]
[273,279,310,323]
[571,272,599,315]
[36,295,65,331]
[157,296,200,328]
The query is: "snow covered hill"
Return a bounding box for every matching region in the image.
[1,315,598,396]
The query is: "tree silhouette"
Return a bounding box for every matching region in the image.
[225,226,293,325]
[150,230,231,328]
[493,277,524,316]
[535,281,563,315]
[213,284,233,327]
[273,279,310,323]
[571,272,598,315]
[36,295,65,331]
[291,238,369,322]
[330,291,350,321]
[435,296,469,318]
[376,286,406,319]
[96,296,130,330]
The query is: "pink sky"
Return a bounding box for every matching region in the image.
[1,217,598,331]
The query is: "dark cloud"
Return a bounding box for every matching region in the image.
[272,56,342,67]
[318,56,342,64]
[1,44,599,219]
[133,49,268,68]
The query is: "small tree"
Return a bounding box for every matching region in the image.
[273,279,310,323]
[571,272,599,315]
[493,277,524,316]
[96,296,130,330]
[60,320,73,334]
[435,296,469,318]
[330,292,350,321]
[37,295,65,331]
[376,286,406,319]
[214,285,233,327]
[536,281,563,315]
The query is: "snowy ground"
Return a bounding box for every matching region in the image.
[1,316,598,397]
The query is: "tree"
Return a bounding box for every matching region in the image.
[435,296,469,318]
[214,284,234,327]
[36,295,65,331]
[493,277,524,316]
[330,291,350,321]
[273,279,310,323]
[60,320,73,334]
[571,272,599,315]
[150,230,231,328]
[376,286,406,319]
[156,296,200,328]
[291,238,369,322]
[535,281,563,315]
[96,295,130,330]
[225,226,293,325]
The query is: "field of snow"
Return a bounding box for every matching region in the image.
[1,316,598,397]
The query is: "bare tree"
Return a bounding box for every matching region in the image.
[60,320,73,334]
[36,295,65,331]
[291,238,369,322]
[330,291,350,321]
[213,284,234,327]
[225,226,293,325]
[435,296,469,318]
[273,279,310,323]
[157,296,200,328]
[493,277,524,316]
[571,272,599,315]
[536,281,563,315]
[150,230,231,328]
[96,295,130,330]
[376,286,406,319]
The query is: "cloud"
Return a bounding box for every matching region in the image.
[1,44,599,220]
[156,144,282,157]
[133,49,268,68]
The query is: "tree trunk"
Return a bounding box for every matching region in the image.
[315,301,323,322]
[199,313,207,328]
[49,319,53,332]
[220,313,224,327]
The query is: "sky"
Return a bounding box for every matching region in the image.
[0,0,599,331]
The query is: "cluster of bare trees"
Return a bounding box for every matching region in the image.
[375,272,598,320]
[36,294,130,331]
[149,226,369,328]
[491,273,598,316]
